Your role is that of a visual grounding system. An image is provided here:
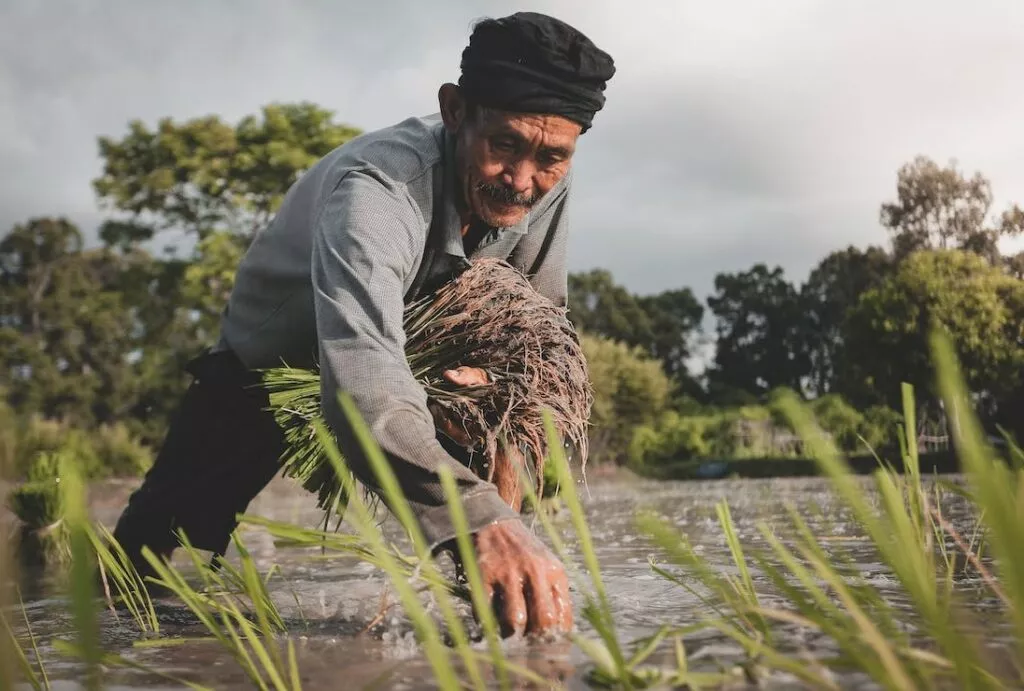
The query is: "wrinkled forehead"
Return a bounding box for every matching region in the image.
[475,109,582,149]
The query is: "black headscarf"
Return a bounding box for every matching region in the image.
[458,12,616,133]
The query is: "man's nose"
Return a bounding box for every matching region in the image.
[502,161,535,194]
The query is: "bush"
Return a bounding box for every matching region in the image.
[580,333,673,464]
[628,392,904,469]
[4,411,153,481]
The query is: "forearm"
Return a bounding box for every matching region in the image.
[311,170,517,547]
[317,343,518,546]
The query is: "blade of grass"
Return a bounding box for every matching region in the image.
[437,465,511,691]
[58,452,102,690]
[311,415,462,691]
[17,585,50,691]
[931,328,1024,666]
[336,393,487,690]
[1,604,44,691]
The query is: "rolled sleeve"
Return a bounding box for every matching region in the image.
[311,170,517,547]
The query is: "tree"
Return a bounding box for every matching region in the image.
[567,270,704,392]
[567,269,655,348]
[93,102,362,247]
[800,245,892,396]
[705,264,810,400]
[635,289,704,380]
[843,249,1024,435]
[880,155,1022,263]
[0,218,144,428]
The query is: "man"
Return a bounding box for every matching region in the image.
[111,11,615,639]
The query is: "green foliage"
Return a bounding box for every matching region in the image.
[845,249,1024,424]
[179,231,247,341]
[4,413,151,481]
[629,393,903,469]
[808,394,901,453]
[93,102,361,243]
[568,270,704,391]
[580,333,673,464]
[880,155,1021,262]
[800,245,892,396]
[705,264,810,399]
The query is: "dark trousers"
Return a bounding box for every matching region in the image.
[111,349,286,571]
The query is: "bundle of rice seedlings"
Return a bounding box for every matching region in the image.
[261,257,593,516]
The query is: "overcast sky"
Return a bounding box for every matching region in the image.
[2,0,1023,302]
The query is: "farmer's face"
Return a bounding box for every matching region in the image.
[440,85,581,228]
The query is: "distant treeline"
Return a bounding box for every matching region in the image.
[1,102,1021,477]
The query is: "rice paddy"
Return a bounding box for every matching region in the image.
[2,329,1021,690]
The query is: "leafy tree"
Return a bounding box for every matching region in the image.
[0,218,143,428]
[568,270,655,348]
[800,245,892,396]
[844,250,1024,435]
[180,231,247,342]
[635,289,704,380]
[93,102,362,247]
[567,270,704,393]
[705,264,810,400]
[880,155,1023,263]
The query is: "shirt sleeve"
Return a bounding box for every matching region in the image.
[311,169,518,548]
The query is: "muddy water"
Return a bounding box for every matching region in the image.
[9,473,1002,690]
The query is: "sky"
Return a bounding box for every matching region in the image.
[2,0,1023,304]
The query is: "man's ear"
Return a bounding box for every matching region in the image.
[438,83,468,133]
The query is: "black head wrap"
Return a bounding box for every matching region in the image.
[458,12,616,133]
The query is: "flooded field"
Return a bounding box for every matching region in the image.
[7,472,1002,690]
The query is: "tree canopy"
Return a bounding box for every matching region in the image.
[2,100,1022,473]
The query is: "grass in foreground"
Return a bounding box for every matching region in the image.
[1,327,1022,690]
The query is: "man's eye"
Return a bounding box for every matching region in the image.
[539,152,566,166]
[491,138,516,152]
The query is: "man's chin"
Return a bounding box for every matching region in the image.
[480,205,529,229]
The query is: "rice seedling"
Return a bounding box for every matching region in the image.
[262,257,593,520]
[135,532,302,691]
[6,451,71,570]
[90,522,161,635]
[632,327,1023,690]
[57,450,103,690]
[6,319,1023,691]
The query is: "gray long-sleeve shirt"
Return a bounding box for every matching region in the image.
[216,113,573,547]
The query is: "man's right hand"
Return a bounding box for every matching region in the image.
[467,519,573,638]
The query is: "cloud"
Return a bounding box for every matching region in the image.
[1,0,1022,304]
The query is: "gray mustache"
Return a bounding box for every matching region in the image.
[476,182,539,208]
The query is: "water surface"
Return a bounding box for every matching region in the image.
[8,473,1002,690]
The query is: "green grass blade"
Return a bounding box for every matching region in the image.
[311,417,462,690]
[336,393,484,690]
[1,606,44,690]
[438,465,510,691]
[58,453,102,690]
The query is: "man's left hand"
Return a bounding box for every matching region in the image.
[433,367,489,446]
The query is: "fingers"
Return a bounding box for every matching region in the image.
[552,568,574,633]
[493,582,528,638]
[474,521,574,640]
[524,571,558,635]
[443,366,489,387]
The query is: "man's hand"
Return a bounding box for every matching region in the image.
[470,519,573,638]
[433,367,489,447]
[443,366,488,388]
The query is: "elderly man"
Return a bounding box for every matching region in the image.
[112,11,615,638]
